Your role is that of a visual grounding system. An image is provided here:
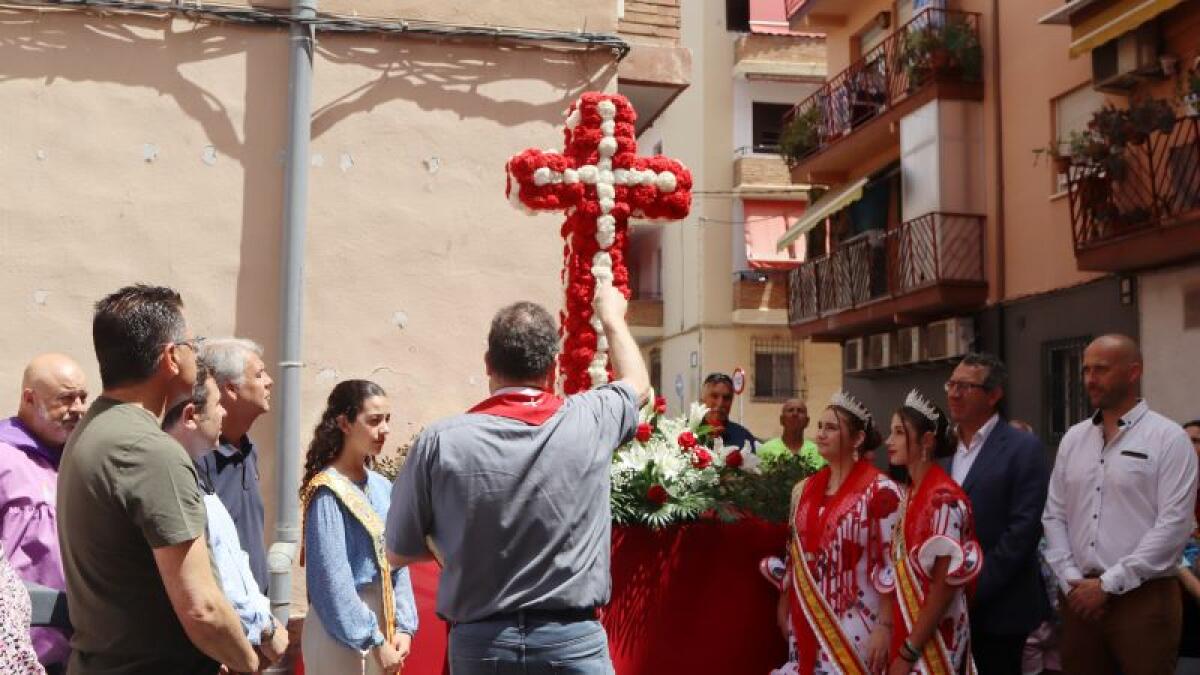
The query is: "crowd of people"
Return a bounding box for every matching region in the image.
[0,281,1197,675]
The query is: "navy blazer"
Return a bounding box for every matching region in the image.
[943,420,1051,636]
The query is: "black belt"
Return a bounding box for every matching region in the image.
[463,607,598,626]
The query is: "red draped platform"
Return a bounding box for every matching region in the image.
[343,520,789,675]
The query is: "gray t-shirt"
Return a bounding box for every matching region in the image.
[57,397,214,674]
[386,383,638,623]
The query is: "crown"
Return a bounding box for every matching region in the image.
[904,389,941,424]
[830,391,872,425]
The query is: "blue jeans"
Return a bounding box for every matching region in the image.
[449,616,614,675]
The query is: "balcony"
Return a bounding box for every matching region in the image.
[1067,115,1200,272]
[734,153,793,191]
[618,0,691,135]
[734,270,791,325]
[788,212,986,339]
[782,8,984,184]
[629,296,664,328]
[733,32,825,82]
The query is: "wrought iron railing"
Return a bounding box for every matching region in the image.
[788,212,985,323]
[1066,115,1200,250]
[782,8,982,165]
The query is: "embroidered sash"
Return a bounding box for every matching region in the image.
[300,470,396,641]
[787,462,880,675]
[893,492,971,675]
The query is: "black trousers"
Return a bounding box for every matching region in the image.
[971,628,1029,675]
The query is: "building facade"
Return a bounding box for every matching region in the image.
[782,0,1199,444]
[628,0,842,441]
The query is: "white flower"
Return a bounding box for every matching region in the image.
[598,137,618,157]
[563,168,580,184]
[655,171,678,193]
[685,402,710,431]
[596,99,617,119]
[714,444,762,474]
[578,165,599,184]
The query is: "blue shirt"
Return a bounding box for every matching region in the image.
[304,469,418,650]
[722,420,759,453]
[196,436,268,594]
[202,492,272,644]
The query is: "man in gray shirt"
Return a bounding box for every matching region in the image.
[386,285,648,674]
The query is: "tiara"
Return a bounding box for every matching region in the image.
[830,391,872,425]
[904,389,940,424]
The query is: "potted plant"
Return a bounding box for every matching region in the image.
[1127,97,1176,143]
[900,14,983,90]
[779,105,824,167]
[1032,141,1071,174]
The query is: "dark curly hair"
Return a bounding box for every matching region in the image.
[300,379,387,492]
[827,405,882,456]
[486,301,559,382]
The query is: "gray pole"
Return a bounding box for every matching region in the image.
[266,0,315,671]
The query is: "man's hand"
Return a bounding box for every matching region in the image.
[593,284,628,327]
[1068,578,1108,621]
[375,641,404,674]
[392,632,413,664]
[259,618,289,665]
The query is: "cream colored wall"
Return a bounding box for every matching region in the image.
[226,0,619,32]
[1139,266,1200,424]
[0,9,617,576]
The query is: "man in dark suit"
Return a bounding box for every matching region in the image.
[944,353,1051,675]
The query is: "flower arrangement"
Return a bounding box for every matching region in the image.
[611,394,822,528]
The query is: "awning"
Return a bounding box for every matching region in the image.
[776,177,868,251]
[1038,0,1185,57]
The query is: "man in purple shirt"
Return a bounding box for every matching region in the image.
[0,353,89,670]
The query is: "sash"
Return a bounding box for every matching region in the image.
[468,388,563,425]
[893,492,973,675]
[787,462,879,675]
[300,470,396,641]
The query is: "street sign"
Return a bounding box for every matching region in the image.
[731,367,746,395]
[674,373,685,400]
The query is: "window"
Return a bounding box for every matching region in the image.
[1043,337,1090,445]
[726,0,750,32]
[752,103,793,154]
[1052,85,1107,192]
[753,338,802,400]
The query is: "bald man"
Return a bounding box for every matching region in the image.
[1043,334,1198,675]
[0,353,88,670]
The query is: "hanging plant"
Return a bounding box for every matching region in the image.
[779,105,824,167]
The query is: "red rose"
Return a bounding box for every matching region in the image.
[635,423,652,443]
[692,448,713,470]
[654,396,667,414]
[868,488,901,519]
[725,450,744,469]
[678,431,697,449]
[646,484,669,506]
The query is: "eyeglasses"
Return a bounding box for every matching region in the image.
[944,380,989,394]
[167,336,207,352]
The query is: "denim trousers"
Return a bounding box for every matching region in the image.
[449,616,614,675]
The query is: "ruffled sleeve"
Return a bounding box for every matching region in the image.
[913,496,982,586]
[867,479,902,593]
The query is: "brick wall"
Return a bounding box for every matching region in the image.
[734,156,793,188]
[619,0,681,47]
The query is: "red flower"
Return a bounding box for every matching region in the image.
[692,448,713,470]
[678,431,697,449]
[635,423,652,443]
[646,484,669,506]
[654,396,667,414]
[868,488,901,519]
[725,450,744,469]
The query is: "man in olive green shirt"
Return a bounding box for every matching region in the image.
[757,398,824,469]
[57,285,257,675]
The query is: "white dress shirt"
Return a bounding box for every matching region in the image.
[1042,400,1198,595]
[951,413,1000,485]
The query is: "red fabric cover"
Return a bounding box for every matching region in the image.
[605,518,789,675]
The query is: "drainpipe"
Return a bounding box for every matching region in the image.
[990,0,1007,361]
[266,0,315,671]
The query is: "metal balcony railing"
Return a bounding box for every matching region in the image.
[1067,115,1200,251]
[782,8,982,166]
[788,212,985,323]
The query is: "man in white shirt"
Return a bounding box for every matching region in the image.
[945,353,1050,674]
[1043,334,1198,675]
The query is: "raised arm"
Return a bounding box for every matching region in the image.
[594,284,650,405]
[153,536,258,672]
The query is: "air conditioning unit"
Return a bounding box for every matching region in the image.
[926,318,974,361]
[895,326,923,365]
[844,338,864,374]
[1092,21,1161,93]
[865,333,893,370]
